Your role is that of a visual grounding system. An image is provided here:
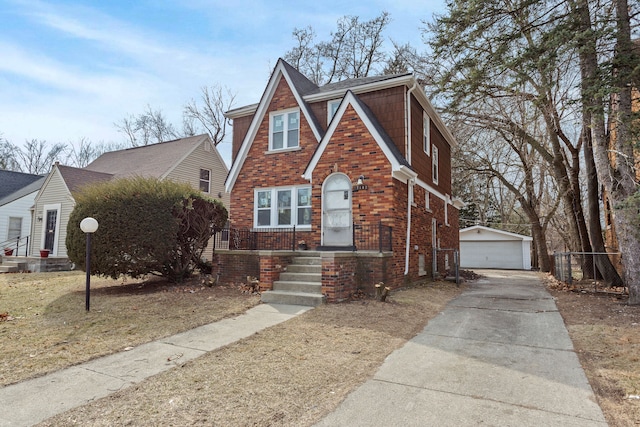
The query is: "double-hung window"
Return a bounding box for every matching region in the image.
[255,186,312,228]
[270,109,299,150]
[199,168,211,193]
[327,99,341,123]
[423,112,431,155]
[432,145,439,185]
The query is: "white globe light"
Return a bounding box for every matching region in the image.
[80,217,99,233]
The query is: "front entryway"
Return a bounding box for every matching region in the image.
[322,173,352,247]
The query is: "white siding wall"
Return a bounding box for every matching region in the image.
[165,141,230,261]
[0,191,37,254]
[165,140,230,208]
[31,170,74,257]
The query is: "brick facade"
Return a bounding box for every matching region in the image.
[222,60,460,301]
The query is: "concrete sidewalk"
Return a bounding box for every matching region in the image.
[315,270,607,426]
[0,303,311,427]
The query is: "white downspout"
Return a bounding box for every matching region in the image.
[404,81,418,276]
[404,179,414,275]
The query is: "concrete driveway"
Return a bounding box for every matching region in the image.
[315,269,607,426]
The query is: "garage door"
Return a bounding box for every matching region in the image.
[460,240,523,269]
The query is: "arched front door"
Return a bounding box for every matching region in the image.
[322,173,352,247]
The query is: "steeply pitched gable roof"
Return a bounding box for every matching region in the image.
[0,170,44,199]
[225,59,325,192]
[85,134,210,179]
[303,91,416,183]
[57,165,113,193]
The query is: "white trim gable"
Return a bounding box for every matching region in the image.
[225,60,322,193]
[303,91,417,184]
[34,164,73,207]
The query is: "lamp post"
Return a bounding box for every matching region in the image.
[80,217,99,311]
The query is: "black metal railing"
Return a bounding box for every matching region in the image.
[213,222,392,252]
[353,222,393,252]
[1,236,29,257]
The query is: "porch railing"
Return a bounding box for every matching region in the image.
[213,222,392,252]
[1,236,29,257]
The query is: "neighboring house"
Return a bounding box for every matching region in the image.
[219,58,461,301]
[459,225,532,270]
[30,134,228,259]
[0,170,43,200]
[0,171,45,255]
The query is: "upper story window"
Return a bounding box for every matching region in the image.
[425,190,430,211]
[432,145,439,185]
[270,109,299,151]
[255,186,312,228]
[327,99,341,123]
[423,112,431,155]
[199,168,211,193]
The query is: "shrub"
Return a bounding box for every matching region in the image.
[66,177,227,282]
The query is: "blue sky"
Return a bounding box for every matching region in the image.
[0,0,446,164]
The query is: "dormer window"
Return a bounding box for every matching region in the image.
[270,109,299,151]
[327,99,341,123]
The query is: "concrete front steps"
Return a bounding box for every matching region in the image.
[0,257,28,273]
[261,254,325,307]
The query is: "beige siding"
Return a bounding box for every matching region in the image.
[164,140,230,261]
[31,169,75,257]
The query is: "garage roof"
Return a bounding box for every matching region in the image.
[460,225,533,242]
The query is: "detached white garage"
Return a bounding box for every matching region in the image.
[460,225,532,270]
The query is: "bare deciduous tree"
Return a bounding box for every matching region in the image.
[115,105,178,147]
[0,134,21,171]
[183,84,236,145]
[14,139,67,174]
[284,12,391,85]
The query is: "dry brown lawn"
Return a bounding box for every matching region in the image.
[0,271,260,387]
[17,277,463,427]
[5,270,638,426]
[546,279,640,427]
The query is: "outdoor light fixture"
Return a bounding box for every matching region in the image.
[353,175,368,192]
[80,217,99,311]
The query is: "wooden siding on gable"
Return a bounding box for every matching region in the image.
[357,86,406,157]
[409,95,452,195]
[32,170,74,257]
[164,139,230,209]
[231,115,253,163]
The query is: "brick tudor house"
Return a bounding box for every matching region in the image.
[214,59,462,304]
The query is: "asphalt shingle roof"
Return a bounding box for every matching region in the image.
[57,166,113,194]
[0,176,45,207]
[0,170,44,200]
[85,134,207,179]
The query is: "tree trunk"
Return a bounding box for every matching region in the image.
[589,0,640,303]
[571,0,624,287]
[531,219,550,272]
[583,120,624,286]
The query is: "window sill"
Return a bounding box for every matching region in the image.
[265,147,301,155]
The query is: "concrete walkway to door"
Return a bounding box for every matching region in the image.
[315,270,607,426]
